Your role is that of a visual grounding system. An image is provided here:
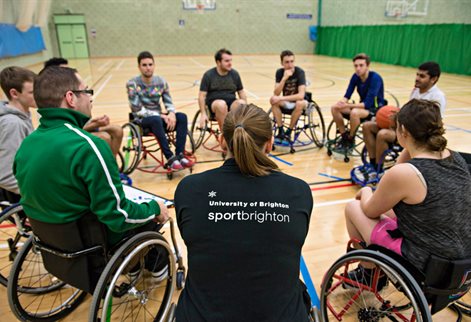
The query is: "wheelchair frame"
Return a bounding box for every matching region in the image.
[320,239,471,322]
[269,95,326,154]
[120,115,196,180]
[190,107,226,158]
[7,216,185,322]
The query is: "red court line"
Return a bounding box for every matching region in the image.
[0,223,15,228]
[311,183,356,191]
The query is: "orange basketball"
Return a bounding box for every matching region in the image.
[376,105,400,129]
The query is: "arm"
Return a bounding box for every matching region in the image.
[161,81,177,130]
[126,80,142,113]
[359,163,425,218]
[0,120,26,194]
[198,91,208,128]
[237,89,247,103]
[76,138,166,233]
[83,115,110,132]
[278,84,306,102]
[362,74,383,110]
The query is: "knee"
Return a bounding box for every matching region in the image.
[377,129,395,143]
[176,112,188,126]
[363,121,375,133]
[110,125,123,140]
[345,200,361,220]
[212,100,228,112]
[295,100,305,111]
[94,131,112,145]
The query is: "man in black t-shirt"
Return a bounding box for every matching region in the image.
[270,50,308,143]
[198,48,247,130]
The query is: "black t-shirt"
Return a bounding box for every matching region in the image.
[175,158,313,322]
[275,66,306,97]
[200,67,243,103]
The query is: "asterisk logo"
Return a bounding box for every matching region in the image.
[208,191,217,198]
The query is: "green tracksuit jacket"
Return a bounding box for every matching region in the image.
[13,107,160,244]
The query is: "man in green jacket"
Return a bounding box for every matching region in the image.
[14,66,168,248]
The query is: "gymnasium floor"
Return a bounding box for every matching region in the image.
[1,54,470,321]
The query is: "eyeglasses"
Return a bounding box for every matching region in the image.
[70,89,94,96]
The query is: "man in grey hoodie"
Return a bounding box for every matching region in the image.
[0,66,36,202]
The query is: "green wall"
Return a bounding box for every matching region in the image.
[316,24,471,75]
[49,0,318,57]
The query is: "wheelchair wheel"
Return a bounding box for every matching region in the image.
[89,231,175,322]
[186,131,196,155]
[0,203,31,287]
[8,236,86,321]
[121,122,142,175]
[320,249,431,322]
[190,109,208,150]
[307,102,326,147]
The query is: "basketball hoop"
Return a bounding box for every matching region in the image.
[196,3,205,14]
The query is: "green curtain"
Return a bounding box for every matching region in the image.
[316,24,471,75]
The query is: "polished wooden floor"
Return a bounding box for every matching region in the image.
[1,55,470,321]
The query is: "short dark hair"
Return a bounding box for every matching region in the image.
[353,53,371,65]
[280,50,294,62]
[137,51,154,64]
[34,66,80,108]
[418,61,441,80]
[0,66,36,100]
[44,57,69,69]
[215,48,232,62]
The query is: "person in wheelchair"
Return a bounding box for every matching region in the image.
[331,53,385,151]
[127,51,193,170]
[14,66,169,269]
[0,66,36,204]
[175,104,313,321]
[198,48,247,132]
[358,61,447,181]
[344,99,471,288]
[270,50,308,144]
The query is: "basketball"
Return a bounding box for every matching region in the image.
[376,105,400,129]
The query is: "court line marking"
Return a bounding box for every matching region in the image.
[245,89,260,99]
[93,74,113,99]
[268,154,293,166]
[189,58,205,68]
[98,60,112,71]
[115,59,125,71]
[318,173,345,181]
[314,198,354,208]
[311,183,356,191]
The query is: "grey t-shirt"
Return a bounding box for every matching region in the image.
[200,68,243,104]
[393,151,471,271]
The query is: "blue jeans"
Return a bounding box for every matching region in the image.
[140,113,188,160]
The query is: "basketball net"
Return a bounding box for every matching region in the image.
[196,3,205,14]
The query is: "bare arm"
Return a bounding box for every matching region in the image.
[237,89,247,103]
[198,91,208,128]
[278,84,306,102]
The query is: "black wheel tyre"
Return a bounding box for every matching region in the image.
[176,270,186,290]
[327,149,332,156]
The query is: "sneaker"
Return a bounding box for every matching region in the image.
[352,164,377,183]
[342,265,388,292]
[282,129,292,145]
[166,155,183,170]
[275,128,285,144]
[150,265,169,283]
[178,153,194,168]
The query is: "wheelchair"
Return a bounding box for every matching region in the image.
[120,113,196,180]
[351,142,403,187]
[190,106,226,158]
[320,239,471,321]
[7,212,185,322]
[269,92,326,154]
[0,203,31,288]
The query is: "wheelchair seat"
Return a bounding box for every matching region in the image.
[28,213,108,294]
[269,91,326,153]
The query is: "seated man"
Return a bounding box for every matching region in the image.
[44,57,123,158]
[0,67,36,203]
[331,53,385,150]
[198,48,247,131]
[13,67,169,275]
[270,50,308,143]
[360,61,446,179]
[126,51,193,170]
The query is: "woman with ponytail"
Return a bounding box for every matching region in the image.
[175,104,313,321]
[344,99,471,281]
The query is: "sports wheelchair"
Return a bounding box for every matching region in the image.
[269,92,326,154]
[351,142,403,187]
[190,106,226,158]
[320,239,471,322]
[120,113,196,180]
[0,203,31,288]
[7,212,185,322]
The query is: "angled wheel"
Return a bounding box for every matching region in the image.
[121,123,142,175]
[190,109,208,150]
[89,231,175,322]
[385,90,400,108]
[8,236,86,321]
[320,249,431,322]
[186,131,196,155]
[0,204,31,287]
[307,101,326,148]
